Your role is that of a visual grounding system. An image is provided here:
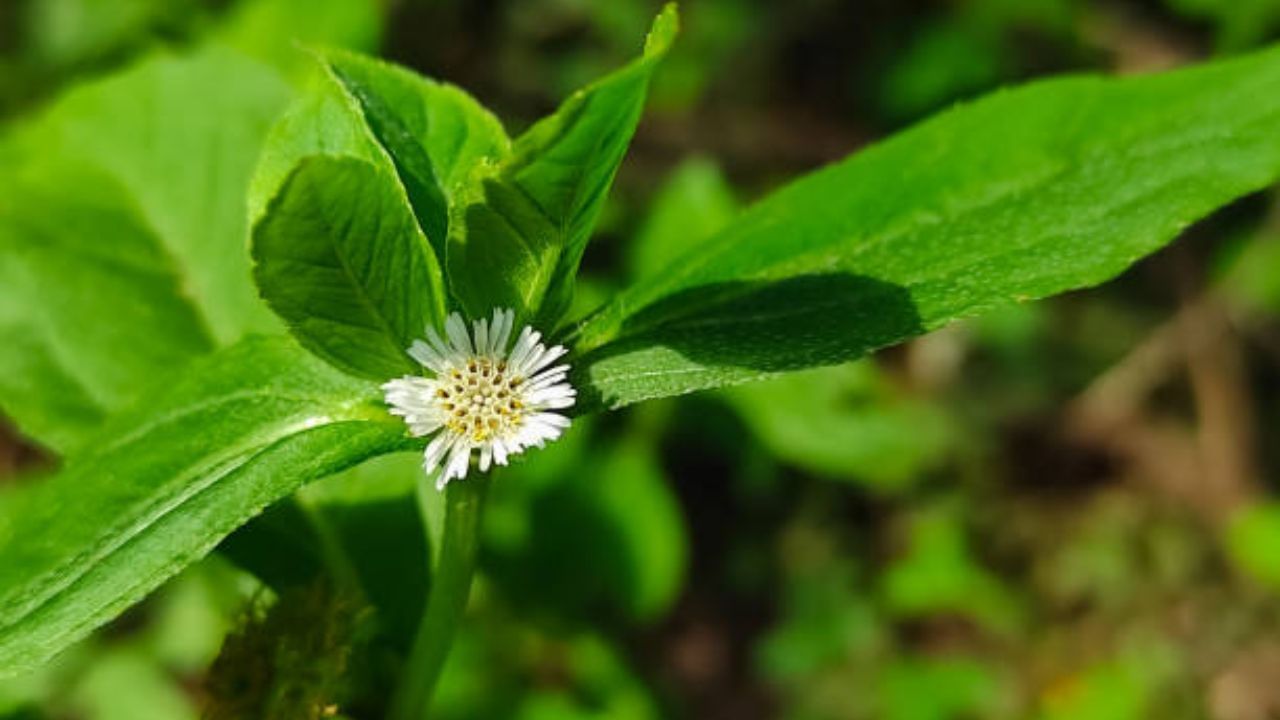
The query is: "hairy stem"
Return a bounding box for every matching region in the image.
[387,475,488,720]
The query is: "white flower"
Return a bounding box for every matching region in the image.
[382,308,576,490]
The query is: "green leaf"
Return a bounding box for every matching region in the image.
[0,46,290,452]
[725,363,952,490]
[252,155,445,379]
[248,48,509,270]
[8,46,291,343]
[629,157,739,280]
[0,337,407,677]
[218,0,384,76]
[323,49,511,259]
[0,159,213,454]
[571,44,1280,411]
[448,4,677,325]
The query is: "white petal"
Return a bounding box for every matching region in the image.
[425,326,454,362]
[424,433,453,472]
[444,442,472,482]
[473,316,489,357]
[408,340,446,371]
[408,417,444,436]
[508,328,540,370]
[491,308,514,354]
[527,345,568,374]
[446,313,472,355]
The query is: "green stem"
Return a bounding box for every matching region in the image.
[387,475,488,720]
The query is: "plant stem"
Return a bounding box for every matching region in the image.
[387,475,488,720]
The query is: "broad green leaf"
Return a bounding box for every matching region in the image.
[632,162,949,488]
[570,44,1280,411]
[448,4,677,325]
[248,48,509,266]
[252,156,445,379]
[0,46,289,451]
[629,157,739,280]
[0,337,408,677]
[0,159,212,453]
[7,46,291,343]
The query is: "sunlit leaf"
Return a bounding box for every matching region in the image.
[0,47,290,451]
[0,337,407,677]
[252,156,445,379]
[571,45,1280,410]
[448,5,677,325]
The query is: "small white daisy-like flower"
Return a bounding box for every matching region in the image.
[382,308,576,490]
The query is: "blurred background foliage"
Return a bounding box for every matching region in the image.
[4,0,1280,718]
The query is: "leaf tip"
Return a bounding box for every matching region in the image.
[645,4,680,58]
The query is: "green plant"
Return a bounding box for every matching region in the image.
[4,3,1280,717]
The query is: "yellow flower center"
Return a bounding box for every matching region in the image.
[436,358,526,442]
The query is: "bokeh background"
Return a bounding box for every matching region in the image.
[4,0,1280,718]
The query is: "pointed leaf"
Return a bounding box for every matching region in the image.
[448,4,677,324]
[570,44,1280,411]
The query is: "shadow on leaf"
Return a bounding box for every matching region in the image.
[572,272,923,411]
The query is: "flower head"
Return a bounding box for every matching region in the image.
[382,308,576,489]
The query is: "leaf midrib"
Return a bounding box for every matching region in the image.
[0,394,375,626]
[0,419,393,673]
[577,83,1280,354]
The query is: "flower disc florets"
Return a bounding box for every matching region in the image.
[382,308,575,489]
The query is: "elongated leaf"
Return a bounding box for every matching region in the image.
[570,44,1280,410]
[0,337,408,677]
[223,453,432,646]
[253,156,445,379]
[448,5,677,325]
